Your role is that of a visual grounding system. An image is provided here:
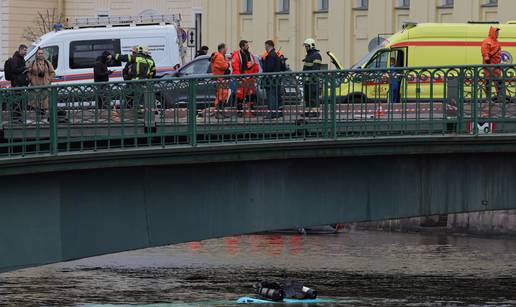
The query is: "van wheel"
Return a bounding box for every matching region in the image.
[343,93,368,104]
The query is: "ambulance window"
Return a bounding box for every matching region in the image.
[366,51,389,69]
[391,49,405,67]
[26,46,59,69]
[70,39,122,69]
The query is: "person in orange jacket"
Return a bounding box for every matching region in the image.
[210,43,230,114]
[231,40,259,114]
[481,26,503,100]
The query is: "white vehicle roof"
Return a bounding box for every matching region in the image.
[33,24,178,46]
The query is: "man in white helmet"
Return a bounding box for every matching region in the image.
[302,38,322,117]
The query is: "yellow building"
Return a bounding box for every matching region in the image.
[1,0,515,69]
[201,0,514,70]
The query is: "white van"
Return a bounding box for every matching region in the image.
[1,22,182,88]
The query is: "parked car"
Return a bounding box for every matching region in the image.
[157,54,302,109]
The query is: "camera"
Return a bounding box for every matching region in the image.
[38,71,45,78]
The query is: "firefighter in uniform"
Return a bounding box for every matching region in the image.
[115,45,156,112]
[302,38,322,117]
[115,45,155,80]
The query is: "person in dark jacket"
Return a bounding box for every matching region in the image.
[263,40,282,118]
[94,51,113,109]
[94,51,113,82]
[302,38,322,117]
[195,45,209,58]
[10,44,29,87]
[10,44,29,122]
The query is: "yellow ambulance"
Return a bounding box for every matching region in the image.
[329,22,516,103]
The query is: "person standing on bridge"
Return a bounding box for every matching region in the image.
[231,40,259,117]
[7,44,29,122]
[210,43,231,119]
[27,47,55,123]
[389,56,401,104]
[94,51,113,110]
[302,38,322,118]
[481,26,504,102]
[196,45,209,58]
[122,46,138,81]
[115,46,155,114]
[263,40,282,119]
[115,45,155,80]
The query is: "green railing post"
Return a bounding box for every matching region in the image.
[472,68,479,136]
[49,86,58,155]
[188,79,197,146]
[144,82,154,146]
[457,68,465,134]
[330,74,337,140]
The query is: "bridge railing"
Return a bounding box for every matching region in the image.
[0,64,515,158]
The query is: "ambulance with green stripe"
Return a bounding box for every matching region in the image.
[328,22,516,103]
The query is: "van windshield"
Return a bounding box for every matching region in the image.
[352,46,385,69]
[27,44,37,55]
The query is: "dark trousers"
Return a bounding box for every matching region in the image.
[304,83,319,108]
[389,79,401,103]
[484,68,504,101]
[266,86,280,112]
[10,82,26,120]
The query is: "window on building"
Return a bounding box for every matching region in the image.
[440,0,454,7]
[242,0,253,13]
[317,0,329,11]
[483,0,498,6]
[70,39,121,69]
[356,0,368,9]
[278,0,290,13]
[397,0,410,8]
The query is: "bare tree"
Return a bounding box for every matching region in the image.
[22,9,64,42]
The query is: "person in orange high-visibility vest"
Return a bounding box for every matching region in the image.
[210,43,230,112]
[231,40,259,114]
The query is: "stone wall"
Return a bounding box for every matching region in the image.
[355,210,516,236]
[447,210,516,235]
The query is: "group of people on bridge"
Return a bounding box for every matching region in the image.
[1,26,507,124]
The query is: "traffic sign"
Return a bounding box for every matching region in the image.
[187,29,196,47]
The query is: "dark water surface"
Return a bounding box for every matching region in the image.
[1,231,516,306]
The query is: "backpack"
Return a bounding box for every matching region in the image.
[4,58,13,81]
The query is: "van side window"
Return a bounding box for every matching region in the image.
[70,39,122,69]
[27,46,59,69]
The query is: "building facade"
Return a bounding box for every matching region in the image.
[201,0,514,70]
[0,0,202,61]
[1,0,515,69]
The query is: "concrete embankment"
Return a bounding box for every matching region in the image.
[354,210,516,236]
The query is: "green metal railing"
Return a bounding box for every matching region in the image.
[0,64,515,159]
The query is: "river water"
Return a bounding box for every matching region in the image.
[1,230,516,306]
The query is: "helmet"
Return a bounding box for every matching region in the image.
[131,46,138,53]
[141,45,150,55]
[304,38,316,49]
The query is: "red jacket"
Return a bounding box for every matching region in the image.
[231,50,259,75]
[481,26,501,65]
